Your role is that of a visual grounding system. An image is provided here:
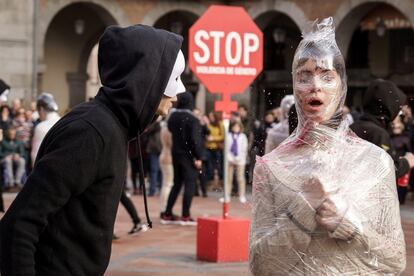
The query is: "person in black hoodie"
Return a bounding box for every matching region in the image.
[0,25,186,276]
[161,92,203,225]
[351,79,414,178]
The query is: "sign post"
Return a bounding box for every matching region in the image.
[190,5,263,262]
[189,4,263,217]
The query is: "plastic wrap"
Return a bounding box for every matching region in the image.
[249,17,406,275]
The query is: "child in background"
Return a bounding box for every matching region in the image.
[224,121,248,203]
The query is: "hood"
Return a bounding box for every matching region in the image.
[280,95,295,120]
[176,92,194,110]
[363,79,406,125]
[95,24,183,138]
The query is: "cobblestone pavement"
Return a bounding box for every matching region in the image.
[2,191,414,275]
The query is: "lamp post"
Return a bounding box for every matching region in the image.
[74,19,85,35]
[376,18,386,37]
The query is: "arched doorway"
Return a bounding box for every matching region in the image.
[252,11,301,119]
[41,2,117,112]
[153,11,202,108]
[337,3,414,109]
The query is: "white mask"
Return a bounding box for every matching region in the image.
[0,89,9,102]
[164,50,186,98]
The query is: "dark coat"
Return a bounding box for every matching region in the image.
[351,79,409,178]
[168,93,203,161]
[0,25,182,276]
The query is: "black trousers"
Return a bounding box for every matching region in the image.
[120,189,140,224]
[397,186,408,205]
[0,185,4,212]
[165,155,197,217]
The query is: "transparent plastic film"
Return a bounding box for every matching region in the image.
[249,17,406,275]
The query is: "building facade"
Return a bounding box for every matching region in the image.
[1,0,414,117]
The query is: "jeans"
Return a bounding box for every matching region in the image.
[2,155,26,187]
[149,153,161,196]
[206,149,223,181]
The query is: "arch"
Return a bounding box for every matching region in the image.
[248,0,308,32]
[141,2,205,26]
[38,0,129,63]
[41,1,122,110]
[334,0,414,58]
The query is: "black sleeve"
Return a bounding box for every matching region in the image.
[379,131,410,178]
[190,118,203,160]
[0,120,103,276]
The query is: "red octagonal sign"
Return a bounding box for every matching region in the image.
[189,5,263,111]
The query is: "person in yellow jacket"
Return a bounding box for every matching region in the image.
[205,111,224,182]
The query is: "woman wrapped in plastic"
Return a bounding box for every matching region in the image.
[249,17,406,275]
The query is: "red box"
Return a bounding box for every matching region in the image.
[197,217,250,262]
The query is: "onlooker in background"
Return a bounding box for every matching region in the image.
[30,101,39,122]
[271,107,282,124]
[145,120,162,197]
[161,92,203,225]
[0,80,11,211]
[223,121,248,203]
[0,105,11,134]
[31,93,60,167]
[238,104,250,135]
[13,107,34,152]
[205,111,224,183]
[251,111,275,157]
[351,79,414,178]
[265,95,295,154]
[249,111,275,184]
[159,116,174,215]
[391,115,412,204]
[10,98,22,119]
[1,126,26,189]
[193,108,208,197]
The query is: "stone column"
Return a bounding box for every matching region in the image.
[66,72,88,107]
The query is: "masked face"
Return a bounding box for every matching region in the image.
[164,50,186,98]
[0,89,9,102]
[294,58,342,124]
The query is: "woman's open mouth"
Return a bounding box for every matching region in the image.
[306,98,324,112]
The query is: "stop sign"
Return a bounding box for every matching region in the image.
[189,5,263,95]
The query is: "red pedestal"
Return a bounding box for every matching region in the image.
[197,217,250,262]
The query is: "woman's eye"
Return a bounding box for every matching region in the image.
[321,74,334,82]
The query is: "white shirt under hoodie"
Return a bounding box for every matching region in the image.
[31,112,61,166]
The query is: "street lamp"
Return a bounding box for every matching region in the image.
[375,18,386,37]
[272,28,286,44]
[74,19,85,35]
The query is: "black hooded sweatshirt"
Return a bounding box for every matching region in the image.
[168,92,203,160]
[351,79,409,177]
[0,25,182,276]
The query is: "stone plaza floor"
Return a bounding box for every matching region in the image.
[2,190,414,275]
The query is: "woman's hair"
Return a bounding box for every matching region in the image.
[294,41,345,82]
[230,120,244,133]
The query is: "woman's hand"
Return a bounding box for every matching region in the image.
[302,177,327,209]
[315,197,348,232]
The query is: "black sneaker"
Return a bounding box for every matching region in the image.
[128,223,144,235]
[160,213,180,225]
[180,216,197,226]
